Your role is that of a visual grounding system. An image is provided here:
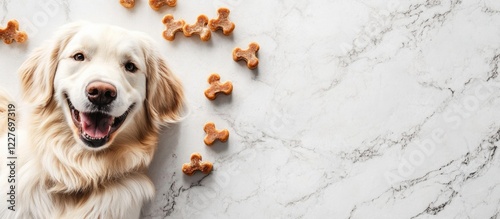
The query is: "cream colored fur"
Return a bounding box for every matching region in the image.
[0,21,184,219]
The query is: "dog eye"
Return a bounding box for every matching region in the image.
[73,53,85,61]
[125,62,138,73]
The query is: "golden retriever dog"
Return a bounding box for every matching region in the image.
[0,21,184,218]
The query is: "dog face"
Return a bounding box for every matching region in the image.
[20,22,184,150]
[54,24,148,148]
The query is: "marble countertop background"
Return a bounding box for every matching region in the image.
[1,0,500,218]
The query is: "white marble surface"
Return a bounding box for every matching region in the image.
[2,0,500,218]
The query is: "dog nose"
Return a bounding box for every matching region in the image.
[86,81,117,106]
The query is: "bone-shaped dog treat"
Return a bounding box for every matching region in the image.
[162,15,185,41]
[149,0,176,10]
[182,153,213,176]
[183,15,211,41]
[204,122,229,146]
[119,0,135,8]
[0,20,27,44]
[232,42,260,69]
[204,74,233,100]
[208,8,235,35]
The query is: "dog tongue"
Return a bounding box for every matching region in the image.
[80,112,113,139]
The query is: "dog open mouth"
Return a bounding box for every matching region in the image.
[66,96,133,148]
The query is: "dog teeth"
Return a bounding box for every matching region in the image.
[82,132,106,140]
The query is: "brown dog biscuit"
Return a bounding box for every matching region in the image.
[204,74,233,100]
[162,15,185,41]
[149,0,176,10]
[208,8,235,35]
[232,42,259,69]
[182,153,213,176]
[204,122,229,146]
[119,0,135,8]
[183,15,211,41]
[0,20,27,44]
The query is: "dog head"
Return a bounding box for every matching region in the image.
[19,21,184,150]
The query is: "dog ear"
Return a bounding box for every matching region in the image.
[19,22,83,107]
[144,47,185,125]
